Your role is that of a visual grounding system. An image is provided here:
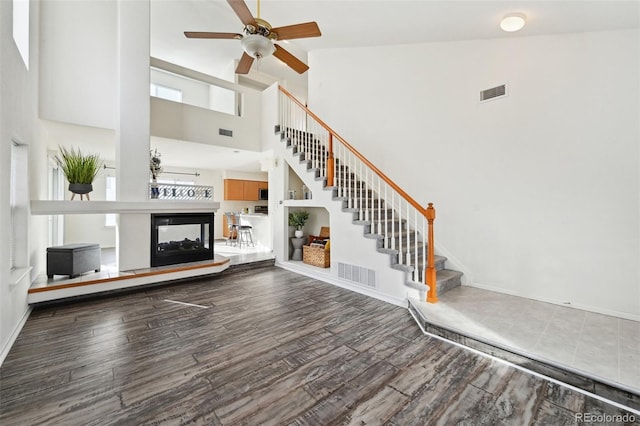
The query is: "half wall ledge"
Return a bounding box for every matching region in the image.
[30,200,220,215]
[28,255,231,304]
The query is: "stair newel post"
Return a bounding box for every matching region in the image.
[425,203,438,303]
[327,133,335,187]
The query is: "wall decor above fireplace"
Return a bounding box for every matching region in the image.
[149,183,213,200]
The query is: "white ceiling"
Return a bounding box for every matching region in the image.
[152,0,639,77]
[151,136,267,173]
[149,0,639,171]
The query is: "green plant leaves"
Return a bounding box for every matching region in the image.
[54,146,103,184]
[288,210,310,230]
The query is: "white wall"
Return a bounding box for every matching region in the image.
[1,0,45,364]
[39,0,116,130]
[41,121,118,249]
[308,30,640,319]
[150,95,261,151]
[303,207,330,238]
[151,68,210,110]
[62,169,116,249]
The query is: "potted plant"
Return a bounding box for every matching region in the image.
[54,146,103,200]
[289,210,310,238]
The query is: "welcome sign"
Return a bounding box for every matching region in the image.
[149,183,213,200]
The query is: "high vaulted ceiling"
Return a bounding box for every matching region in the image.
[149,0,639,172]
[151,0,640,81]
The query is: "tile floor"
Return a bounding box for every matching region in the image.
[410,286,640,392]
[212,238,275,265]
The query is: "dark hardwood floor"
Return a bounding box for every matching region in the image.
[1,266,637,425]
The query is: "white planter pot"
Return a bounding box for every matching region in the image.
[295,230,303,238]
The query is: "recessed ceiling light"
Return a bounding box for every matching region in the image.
[500,13,526,32]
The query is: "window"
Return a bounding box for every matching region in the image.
[47,157,64,247]
[157,178,195,186]
[10,141,29,270]
[13,0,29,69]
[105,175,116,227]
[150,83,182,102]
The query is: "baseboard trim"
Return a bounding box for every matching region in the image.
[0,305,32,367]
[276,261,406,308]
[467,282,640,322]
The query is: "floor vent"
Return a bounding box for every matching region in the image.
[338,262,376,288]
[480,84,507,102]
[219,128,233,137]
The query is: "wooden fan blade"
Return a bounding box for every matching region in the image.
[235,53,254,74]
[227,0,256,27]
[184,32,242,39]
[271,22,321,41]
[273,44,309,74]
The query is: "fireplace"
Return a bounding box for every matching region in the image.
[150,213,214,267]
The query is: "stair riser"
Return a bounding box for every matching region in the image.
[399,257,445,272]
[288,141,326,151]
[367,218,407,229]
[383,235,423,249]
[334,180,367,189]
[342,199,386,209]
[393,257,446,272]
[283,130,317,140]
[362,221,407,234]
[338,190,376,198]
[346,209,396,220]
[287,140,326,153]
[334,173,358,181]
[415,271,462,295]
[298,152,327,161]
[369,219,409,231]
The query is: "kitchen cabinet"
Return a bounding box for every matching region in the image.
[243,180,260,201]
[224,179,268,201]
[224,179,244,200]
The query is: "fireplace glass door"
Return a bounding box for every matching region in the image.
[151,213,214,267]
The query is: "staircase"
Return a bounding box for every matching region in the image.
[277,90,463,300]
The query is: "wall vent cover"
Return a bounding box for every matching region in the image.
[338,262,376,288]
[219,128,233,137]
[480,84,507,102]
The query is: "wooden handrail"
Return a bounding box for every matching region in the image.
[279,86,429,217]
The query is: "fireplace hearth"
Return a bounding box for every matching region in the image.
[151,213,214,267]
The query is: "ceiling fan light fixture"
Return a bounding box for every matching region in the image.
[241,34,275,59]
[500,13,526,32]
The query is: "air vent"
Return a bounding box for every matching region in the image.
[338,262,376,288]
[219,128,233,137]
[480,84,507,102]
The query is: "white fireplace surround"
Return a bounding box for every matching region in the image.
[31,200,220,271]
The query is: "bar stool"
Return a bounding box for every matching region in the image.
[233,213,254,248]
[224,212,238,245]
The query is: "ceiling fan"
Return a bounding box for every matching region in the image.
[184,0,321,74]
